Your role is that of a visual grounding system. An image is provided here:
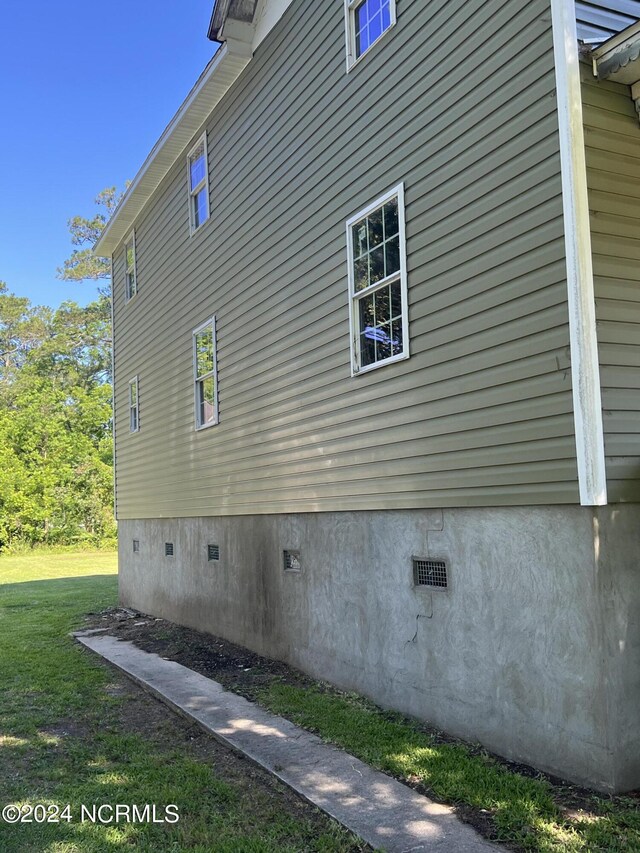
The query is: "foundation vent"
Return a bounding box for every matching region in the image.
[132,539,140,553]
[283,550,301,572]
[207,544,220,561]
[413,558,448,589]
[165,542,174,557]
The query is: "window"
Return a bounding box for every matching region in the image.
[345,0,396,69]
[347,184,408,374]
[124,232,137,301]
[193,317,218,429]
[187,133,210,234]
[129,376,139,432]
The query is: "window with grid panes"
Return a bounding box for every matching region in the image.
[345,0,396,68]
[188,134,209,234]
[193,318,218,429]
[347,185,408,373]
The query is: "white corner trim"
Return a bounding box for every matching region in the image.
[110,256,117,519]
[550,0,607,507]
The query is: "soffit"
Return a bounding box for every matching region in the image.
[592,18,640,82]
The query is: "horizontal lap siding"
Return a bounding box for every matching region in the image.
[582,63,640,501]
[112,0,576,519]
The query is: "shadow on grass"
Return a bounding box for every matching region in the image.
[1,574,117,592]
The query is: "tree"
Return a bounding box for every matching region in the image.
[0,285,115,548]
[57,186,127,293]
[0,282,50,386]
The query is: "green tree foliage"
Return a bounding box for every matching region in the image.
[56,186,127,293]
[0,282,51,384]
[0,286,115,549]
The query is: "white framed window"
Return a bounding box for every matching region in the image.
[193,317,219,430]
[347,183,409,375]
[129,376,140,433]
[187,133,210,234]
[124,231,137,301]
[344,0,396,70]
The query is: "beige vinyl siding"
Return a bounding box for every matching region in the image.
[582,63,640,502]
[112,0,577,519]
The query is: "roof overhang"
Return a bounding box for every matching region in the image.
[94,0,296,257]
[209,0,260,42]
[95,0,265,258]
[592,19,640,85]
[94,42,252,257]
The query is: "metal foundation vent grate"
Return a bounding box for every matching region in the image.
[283,550,301,572]
[132,539,140,553]
[413,558,448,589]
[165,542,174,557]
[207,543,220,561]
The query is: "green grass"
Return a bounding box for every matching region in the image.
[259,684,640,852]
[0,551,363,852]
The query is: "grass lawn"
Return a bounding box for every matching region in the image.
[258,685,640,852]
[0,551,365,853]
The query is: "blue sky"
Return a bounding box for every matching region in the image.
[0,0,217,308]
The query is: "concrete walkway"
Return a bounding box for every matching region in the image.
[76,632,497,853]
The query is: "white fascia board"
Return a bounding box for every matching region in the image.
[94,42,250,257]
[551,0,607,506]
[592,21,640,85]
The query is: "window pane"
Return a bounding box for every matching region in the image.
[369,244,385,285]
[130,406,137,432]
[354,257,369,292]
[127,271,136,298]
[354,221,368,259]
[193,187,208,229]
[354,0,391,58]
[385,235,400,277]
[198,377,215,426]
[359,292,375,331]
[130,382,137,405]
[195,328,213,377]
[374,285,391,322]
[390,280,402,318]
[126,241,134,271]
[381,1,391,30]
[368,11,383,44]
[368,208,383,248]
[360,331,376,367]
[383,199,398,239]
[189,143,205,190]
[390,318,403,356]
[375,322,392,362]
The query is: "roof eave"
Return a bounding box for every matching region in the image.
[94,41,252,257]
[592,18,640,85]
[208,0,230,41]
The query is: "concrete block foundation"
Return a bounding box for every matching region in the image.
[118,505,640,792]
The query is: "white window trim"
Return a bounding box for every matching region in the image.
[129,375,140,433]
[347,182,409,377]
[344,0,397,72]
[187,132,210,236]
[124,230,137,302]
[193,316,219,430]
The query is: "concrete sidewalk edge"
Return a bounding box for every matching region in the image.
[75,631,498,853]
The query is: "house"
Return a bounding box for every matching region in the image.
[94,0,640,793]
